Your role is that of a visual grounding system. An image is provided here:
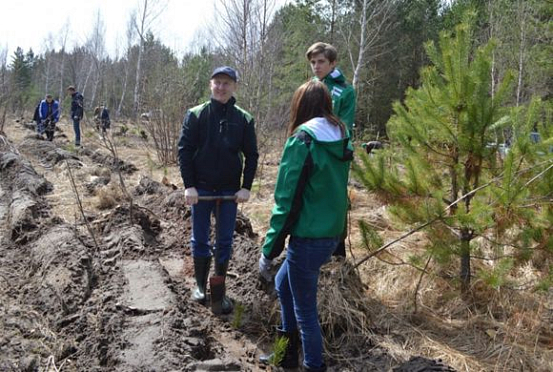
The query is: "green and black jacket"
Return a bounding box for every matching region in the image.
[178,97,259,192]
[262,121,353,260]
[319,68,356,132]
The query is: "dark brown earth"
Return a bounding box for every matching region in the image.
[0,121,458,371]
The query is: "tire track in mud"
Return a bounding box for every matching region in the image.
[1,132,266,371]
[118,259,175,370]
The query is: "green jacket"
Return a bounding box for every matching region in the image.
[320,68,356,132]
[262,119,353,260]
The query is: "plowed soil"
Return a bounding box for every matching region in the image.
[1,118,462,371]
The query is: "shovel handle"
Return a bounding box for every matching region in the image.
[197,195,237,201]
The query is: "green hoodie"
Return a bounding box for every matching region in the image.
[262,119,353,260]
[320,68,356,132]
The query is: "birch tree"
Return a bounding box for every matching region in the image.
[85,10,107,106]
[210,0,278,120]
[42,34,55,94]
[341,0,396,90]
[131,0,166,116]
[481,0,546,145]
[117,16,136,117]
[57,21,70,101]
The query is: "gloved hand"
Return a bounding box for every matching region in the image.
[235,188,250,203]
[185,187,198,205]
[73,116,81,120]
[258,253,272,282]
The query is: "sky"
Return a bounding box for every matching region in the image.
[0,0,218,59]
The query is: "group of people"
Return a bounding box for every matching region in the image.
[178,42,356,372]
[33,86,109,146]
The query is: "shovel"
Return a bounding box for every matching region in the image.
[197,195,237,315]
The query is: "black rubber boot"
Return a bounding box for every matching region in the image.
[191,256,211,304]
[213,260,233,314]
[259,328,299,368]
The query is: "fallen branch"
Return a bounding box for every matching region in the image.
[65,160,100,250]
[414,254,433,314]
[100,132,135,224]
[44,355,60,372]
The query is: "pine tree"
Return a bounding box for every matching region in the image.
[270,2,324,111]
[10,47,36,113]
[353,18,552,294]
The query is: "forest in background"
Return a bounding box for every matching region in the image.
[0,0,551,154]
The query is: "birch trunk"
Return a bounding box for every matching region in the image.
[133,40,143,115]
[351,0,368,90]
[117,62,129,117]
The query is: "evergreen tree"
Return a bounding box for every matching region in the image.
[269,1,324,118]
[353,18,552,293]
[10,47,37,113]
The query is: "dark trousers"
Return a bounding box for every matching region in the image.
[72,118,81,145]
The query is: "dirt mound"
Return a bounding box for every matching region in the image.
[18,137,81,169]
[0,139,52,244]
[81,145,138,174]
[0,137,94,370]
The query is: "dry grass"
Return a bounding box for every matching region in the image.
[342,189,552,371]
[96,184,124,210]
[317,261,376,361]
[315,247,552,371]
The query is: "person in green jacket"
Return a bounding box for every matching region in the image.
[306,42,356,132]
[306,41,356,258]
[259,80,353,372]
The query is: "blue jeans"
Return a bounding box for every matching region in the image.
[72,118,81,145]
[191,189,237,264]
[275,236,339,370]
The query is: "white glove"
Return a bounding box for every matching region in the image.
[235,188,250,203]
[259,253,272,282]
[185,187,198,205]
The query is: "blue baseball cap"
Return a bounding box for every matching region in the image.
[211,66,238,82]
